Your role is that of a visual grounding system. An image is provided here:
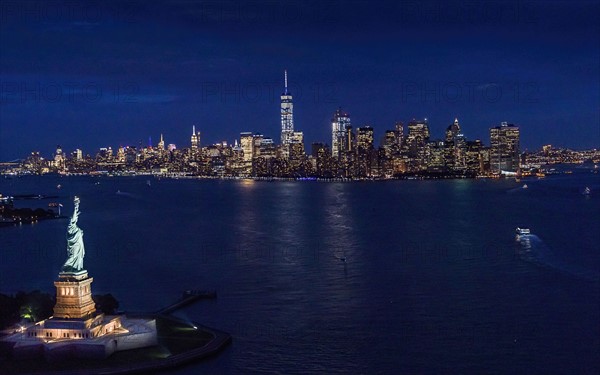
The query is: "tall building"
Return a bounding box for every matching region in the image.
[383,130,397,156]
[191,125,199,150]
[395,121,404,149]
[356,126,374,151]
[280,70,294,147]
[453,133,467,172]
[444,118,461,170]
[259,137,276,159]
[158,134,165,151]
[240,132,254,163]
[405,119,430,171]
[356,126,374,176]
[73,149,83,161]
[426,140,446,173]
[54,145,65,170]
[331,108,351,159]
[252,133,264,160]
[289,131,305,173]
[490,122,520,173]
[465,140,483,174]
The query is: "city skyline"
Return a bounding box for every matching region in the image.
[0,67,595,159]
[2,68,596,179]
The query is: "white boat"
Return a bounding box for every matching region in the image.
[522,184,528,189]
[583,187,591,195]
[516,227,531,235]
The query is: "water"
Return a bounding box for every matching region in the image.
[1,171,599,373]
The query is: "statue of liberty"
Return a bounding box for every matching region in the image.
[62,196,85,272]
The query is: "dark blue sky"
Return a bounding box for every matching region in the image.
[1,0,598,160]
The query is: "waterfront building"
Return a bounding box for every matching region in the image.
[426,140,446,173]
[395,121,404,149]
[405,119,430,171]
[465,140,484,174]
[240,132,254,174]
[252,133,264,160]
[490,122,520,173]
[444,118,461,170]
[356,126,374,177]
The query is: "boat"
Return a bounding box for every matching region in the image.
[522,184,528,189]
[516,227,531,235]
[583,187,591,195]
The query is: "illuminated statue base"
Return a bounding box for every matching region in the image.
[1,270,157,361]
[53,270,96,319]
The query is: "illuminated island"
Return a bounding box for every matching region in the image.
[1,197,230,373]
[1,197,157,360]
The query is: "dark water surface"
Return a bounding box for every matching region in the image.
[1,172,599,374]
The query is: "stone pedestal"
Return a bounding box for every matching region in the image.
[53,271,96,319]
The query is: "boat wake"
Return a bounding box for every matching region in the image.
[115,190,141,200]
[516,234,599,283]
[507,185,530,194]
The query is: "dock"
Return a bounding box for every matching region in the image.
[156,290,217,315]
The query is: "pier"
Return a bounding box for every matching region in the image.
[156,290,217,315]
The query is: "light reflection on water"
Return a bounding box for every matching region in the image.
[0,174,598,373]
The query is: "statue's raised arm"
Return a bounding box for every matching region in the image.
[70,197,80,225]
[62,196,86,273]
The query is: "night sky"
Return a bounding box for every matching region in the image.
[1,0,598,160]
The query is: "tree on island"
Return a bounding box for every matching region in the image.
[93,294,119,315]
[16,290,54,322]
[0,291,54,329]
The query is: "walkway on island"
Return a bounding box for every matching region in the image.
[155,290,217,315]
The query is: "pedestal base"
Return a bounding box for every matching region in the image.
[53,270,96,319]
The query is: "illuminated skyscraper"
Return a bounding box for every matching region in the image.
[356,126,374,177]
[331,108,351,159]
[240,132,254,163]
[191,125,199,150]
[280,70,294,147]
[356,126,374,151]
[289,131,305,162]
[74,149,83,161]
[54,145,65,170]
[406,119,430,171]
[490,122,520,173]
[444,118,465,171]
[158,134,165,151]
[395,121,404,149]
[252,133,264,160]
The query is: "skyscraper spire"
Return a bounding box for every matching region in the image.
[192,125,196,135]
[284,69,288,94]
[158,133,165,150]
